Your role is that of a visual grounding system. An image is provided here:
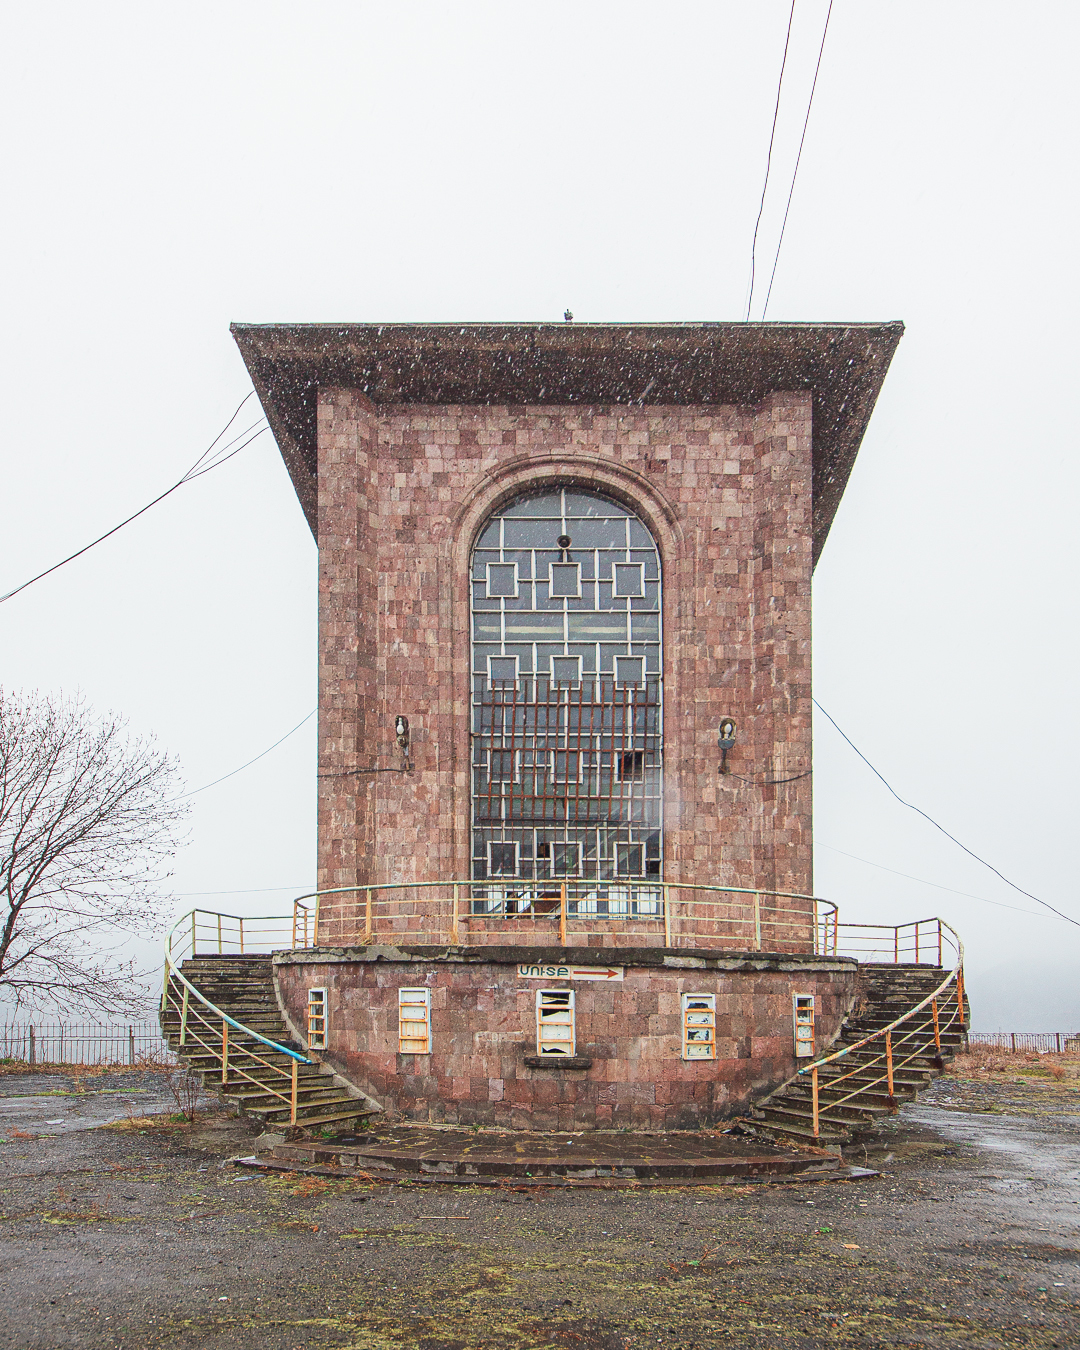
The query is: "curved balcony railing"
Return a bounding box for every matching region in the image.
[285,880,839,955]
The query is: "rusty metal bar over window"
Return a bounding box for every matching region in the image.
[470,488,662,911]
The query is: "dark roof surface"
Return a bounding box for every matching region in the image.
[231,321,902,563]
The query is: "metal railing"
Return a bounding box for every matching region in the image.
[968,1032,1079,1053]
[161,910,312,1126]
[799,917,965,1138]
[289,880,841,955]
[0,1021,173,1067]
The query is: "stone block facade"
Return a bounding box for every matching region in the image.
[275,947,857,1130]
[316,394,814,945]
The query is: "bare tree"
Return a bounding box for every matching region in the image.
[0,689,188,1015]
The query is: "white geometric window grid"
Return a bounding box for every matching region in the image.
[682,992,716,1060]
[537,988,575,1056]
[398,987,431,1056]
[549,561,581,598]
[487,840,519,878]
[614,655,645,687]
[487,654,520,687]
[613,561,645,598]
[486,560,519,598]
[550,654,582,686]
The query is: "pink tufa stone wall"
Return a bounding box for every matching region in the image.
[315,394,814,946]
[275,952,855,1130]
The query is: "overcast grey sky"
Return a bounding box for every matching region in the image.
[2,2,1077,1029]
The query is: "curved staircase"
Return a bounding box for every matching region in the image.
[161,953,376,1132]
[753,961,968,1147]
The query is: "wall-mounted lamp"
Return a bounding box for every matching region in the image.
[395,715,410,768]
[718,717,737,775]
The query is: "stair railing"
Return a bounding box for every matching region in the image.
[161,909,312,1126]
[799,918,965,1139]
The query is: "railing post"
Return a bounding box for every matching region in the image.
[811,1065,819,1137]
[886,1030,895,1107]
[160,961,169,1013]
[364,889,373,943]
[129,1026,136,1066]
[915,923,920,965]
[29,1025,35,1067]
[290,1059,298,1126]
[559,882,567,947]
[451,883,460,946]
[292,906,297,950]
[222,1021,229,1085]
[957,965,965,1021]
[304,910,309,948]
[217,913,223,954]
[753,893,762,951]
[833,909,838,956]
[314,895,320,947]
[937,920,942,968]
[931,998,941,1052]
[239,917,244,955]
[663,884,671,947]
[180,986,189,1047]
[894,927,899,963]
[191,910,197,956]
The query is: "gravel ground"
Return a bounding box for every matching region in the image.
[1,1068,1078,1349]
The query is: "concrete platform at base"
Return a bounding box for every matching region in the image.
[244,1125,857,1185]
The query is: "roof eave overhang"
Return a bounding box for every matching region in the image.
[231,320,903,566]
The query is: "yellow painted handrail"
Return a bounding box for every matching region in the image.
[798,917,965,1136]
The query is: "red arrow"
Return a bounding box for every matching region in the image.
[572,967,621,979]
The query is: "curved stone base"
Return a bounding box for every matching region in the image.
[273,945,858,1132]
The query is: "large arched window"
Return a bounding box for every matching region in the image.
[470,487,662,888]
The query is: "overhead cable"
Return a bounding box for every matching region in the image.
[745,1,797,321]
[761,0,834,320]
[814,698,1079,928]
[0,392,267,606]
[818,843,1053,922]
[179,708,316,799]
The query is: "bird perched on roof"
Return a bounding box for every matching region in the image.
[564,309,573,322]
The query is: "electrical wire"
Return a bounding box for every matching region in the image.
[180,708,316,799]
[813,697,1079,928]
[761,0,834,320]
[818,843,1053,921]
[727,769,813,786]
[0,392,267,606]
[745,1,797,321]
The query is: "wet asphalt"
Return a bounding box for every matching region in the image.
[1,1068,1078,1348]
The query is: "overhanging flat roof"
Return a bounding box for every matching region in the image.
[231,321,902,564]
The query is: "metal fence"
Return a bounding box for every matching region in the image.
[0,1021,174,1066]
[967,1032,1080,1053]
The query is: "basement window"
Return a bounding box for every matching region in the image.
[536,989,575,1057]
[682,992,716,1060]
[399,987,432,1055]
[307,987,328,1050]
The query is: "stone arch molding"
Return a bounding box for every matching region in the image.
[450,454,683,578]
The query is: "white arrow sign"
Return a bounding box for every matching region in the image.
[516,964,624,981]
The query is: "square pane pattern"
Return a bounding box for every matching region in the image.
[471,488,662,894]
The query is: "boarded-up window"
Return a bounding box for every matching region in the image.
[536,988,575,1056]
[682,992,716,1060]
[399,987,432,1055]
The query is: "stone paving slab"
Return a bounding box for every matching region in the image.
[260,1124,843,1182]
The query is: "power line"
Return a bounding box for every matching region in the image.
[176,884,310,897]
[761,0,834,320]
[180,708,316,799]
[813,698,1079,929]
[818,843,1053,921]
[745,0,797,321]
[0,393,267,606]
